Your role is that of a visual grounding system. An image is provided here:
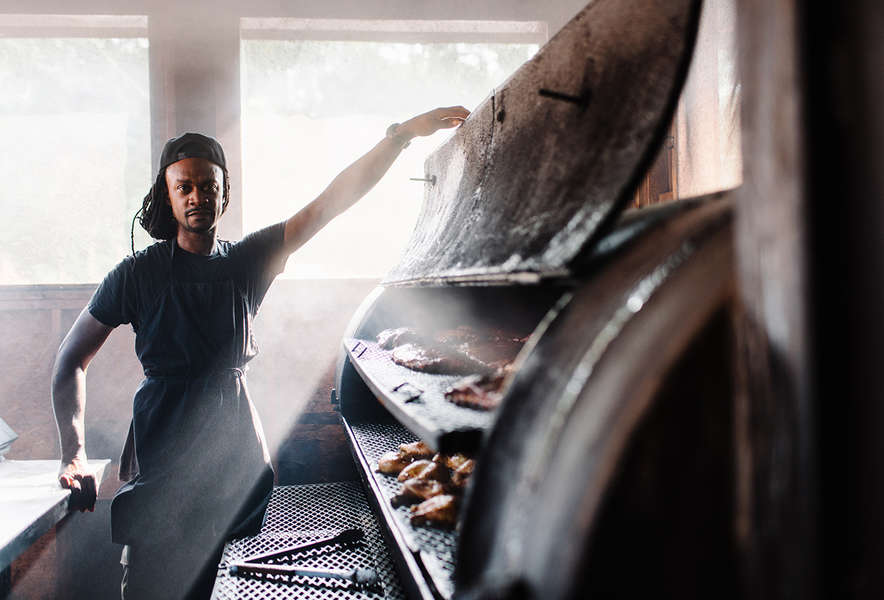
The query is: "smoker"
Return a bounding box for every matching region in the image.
[337,0,737,598]
[215,0,740,598]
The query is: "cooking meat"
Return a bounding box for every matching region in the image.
[457,338,523,370]
[397,459,450,483]
[391,479,448,508]
[440,452,472,471]
[450,458,475,489]
[444,372,506,411]
[410,494,459,528]
[399,440,433,460]
[377,327,425,350]
[397,459,433,481]
[391,343,494,376]
[376,451,414,475]
[376,440,434,475]
[383,326,526,376]
[434,326,480,345]
[379,442,476,528]
[487,330,530,344]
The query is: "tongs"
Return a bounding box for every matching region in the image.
[226,528,378,587]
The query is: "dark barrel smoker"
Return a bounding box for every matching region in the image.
[333,0,739,599]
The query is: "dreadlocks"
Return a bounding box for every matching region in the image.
[130,166,230,255]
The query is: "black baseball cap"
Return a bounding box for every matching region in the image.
[158,132,226,172]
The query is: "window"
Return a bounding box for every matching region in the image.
[241,19,544,278]
[0,15,150,284]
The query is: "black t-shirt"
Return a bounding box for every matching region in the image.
[87,221,288,545]
[88,221,288,375]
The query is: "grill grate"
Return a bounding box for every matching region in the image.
[348,420,459,600]
[211,483,405,600]
[345,338,493,451]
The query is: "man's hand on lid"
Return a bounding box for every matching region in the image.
[397,106,471,140]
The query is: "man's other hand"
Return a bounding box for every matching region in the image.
[401,106,471,139]
[59,457,97,512]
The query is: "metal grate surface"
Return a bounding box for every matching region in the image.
[212,483,405,600]
[348,420,459,600]
[345,338,494,451]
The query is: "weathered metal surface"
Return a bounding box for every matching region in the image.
[575,304,737,598]
[454,196,734,599]
[384,0,702,286]
[0,459,109,573]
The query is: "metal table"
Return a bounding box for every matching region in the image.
[0,458,109,592]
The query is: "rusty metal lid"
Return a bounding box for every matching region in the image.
[383,0,702,287]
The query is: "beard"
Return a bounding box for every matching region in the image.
[180,210,218,234]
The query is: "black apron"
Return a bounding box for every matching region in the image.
[112,240,273,549]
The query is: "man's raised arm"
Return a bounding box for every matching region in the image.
[282,105,470,253]
[51,307,114,511]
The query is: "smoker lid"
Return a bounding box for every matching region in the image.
[383,0,702,286]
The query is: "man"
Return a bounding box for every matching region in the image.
[51,105,469,599]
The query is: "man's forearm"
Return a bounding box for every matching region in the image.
[50,309,110,509]
[323,135,408,217]
[52,359,88,463]
[284,135,407,251]
[283,106,469,251]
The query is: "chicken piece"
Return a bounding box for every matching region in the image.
[398,441,433,460]
[410,494,459,528]
[391,343,495,376]
[397,459,433,481]
[391,479,448,508]
[441,453,472,471]
[376,450,414,475]
[450,458,475,489]
[376,440,434,476]
[397,459,449,483]
[377,327,424,350]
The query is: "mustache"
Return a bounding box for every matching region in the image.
[185,208,213,216]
